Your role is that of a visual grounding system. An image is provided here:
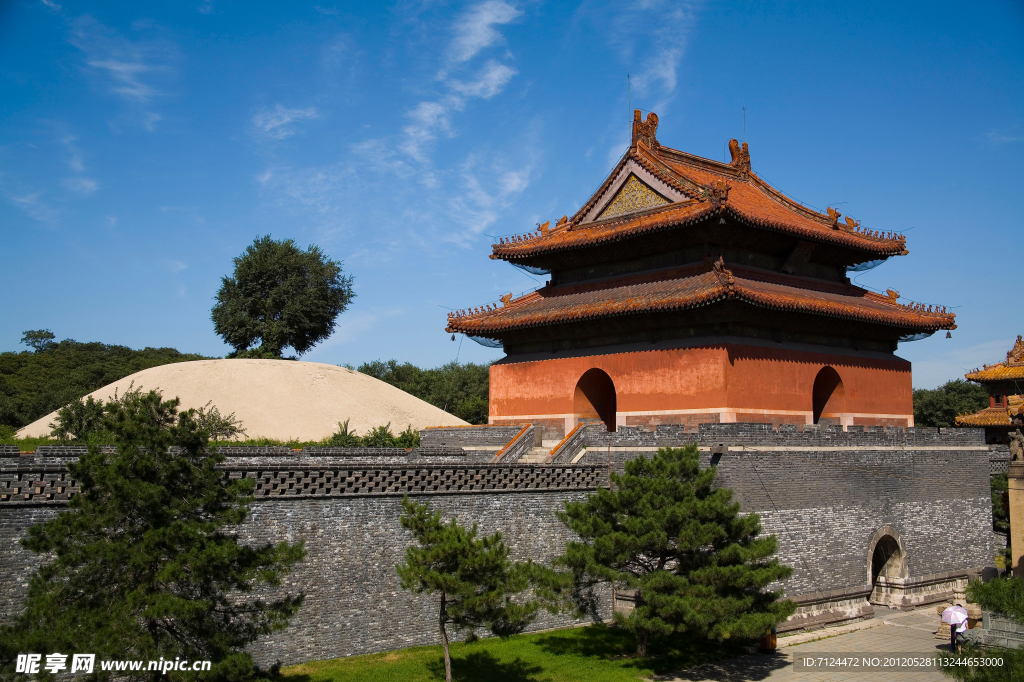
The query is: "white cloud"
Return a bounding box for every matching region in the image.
[68,16,175,129]
[908,337,1014,389]
[8,191,58,223]
[314,5,339,15]
[986,128,1024,145]
[444,154,535,242]
[400,100,458,162]
[198,2,213,14]
[163,259,188,273]
[447,1,522,64]
[449,60,517,99]
[599,0,701,107]
[64,177,99,195]
[41,0,62,12]
[252,104,320,140]
[86,58,160,101]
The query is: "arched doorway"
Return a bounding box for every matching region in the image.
[574,369,616,432]
[867,526,906,606]
[812,366,846,425]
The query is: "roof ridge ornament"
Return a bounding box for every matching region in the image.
[826,206,842,228]
[727,139,751,176]
[631,109,659,149]
[702,180,731,210]
[710,256,736,296]
[1008,335,1024,365]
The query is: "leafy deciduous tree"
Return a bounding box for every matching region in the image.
[0,389,305,681]
[212,236,354,358]
[357,359,489,424]
[21,329,55,353]
[557,445,796,656]
[396,498,538,682]
[913,379,989,427]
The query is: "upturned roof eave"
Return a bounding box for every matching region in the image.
[445,288,955,338]
[491,203,907,265]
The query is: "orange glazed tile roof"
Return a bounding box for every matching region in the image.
[956,396,1024,427]
[965,336,1024,382]
[491,112,908,262]
[445,259,956,337]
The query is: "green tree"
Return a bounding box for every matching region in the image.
[0,389,305,681]
[396,498,539,682]
[212,236,354,358]
[941,577,1024,681]
[21,329,55,353]
[913,379,989,427]
[357,359,490,424]
[48,395,106,441]
[557,445,795,656]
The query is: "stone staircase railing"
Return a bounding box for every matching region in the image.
[491,424,534,464]
[548,422,590,463]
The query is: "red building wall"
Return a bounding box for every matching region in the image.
[489,344,913,439]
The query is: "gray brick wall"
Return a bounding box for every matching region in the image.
[0,427,998,664]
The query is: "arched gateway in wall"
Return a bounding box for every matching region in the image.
[812,366,846,425]
[574,369,616,432]
[867,526,907,606]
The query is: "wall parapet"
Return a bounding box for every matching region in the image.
[578,422,987,449]
[1,463,606,505]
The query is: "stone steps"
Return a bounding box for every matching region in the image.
[519,447,552,463]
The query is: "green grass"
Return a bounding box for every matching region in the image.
[279,624,743,682]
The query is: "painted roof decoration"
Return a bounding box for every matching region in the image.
[598,174,670,220]
[490,109,909,261]
[965,336,1024,382]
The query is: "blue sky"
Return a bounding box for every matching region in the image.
[2,0,1022,388]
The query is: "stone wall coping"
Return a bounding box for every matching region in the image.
[787,585,873,606]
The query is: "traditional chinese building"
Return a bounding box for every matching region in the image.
[956,335,1024,444]
[446,111,957,438]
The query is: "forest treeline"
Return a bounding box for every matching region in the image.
[354,359,489,425]
[0,338,211,429]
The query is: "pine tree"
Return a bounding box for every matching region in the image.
[0,389,305,681]
[396,498,538,682]
[557,445,796,656]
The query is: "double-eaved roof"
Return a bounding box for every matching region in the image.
[956,336,1024,430]
[447,110,956,342]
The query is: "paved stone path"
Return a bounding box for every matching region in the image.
[663,606,959,681]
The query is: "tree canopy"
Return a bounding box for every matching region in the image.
[212,236,354,358]
[557,445,795,656]
[357,359,489,424]
[913,379,989,427]
[0,388,305,681]
[396,498,539,682]
[0,334,211,429]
